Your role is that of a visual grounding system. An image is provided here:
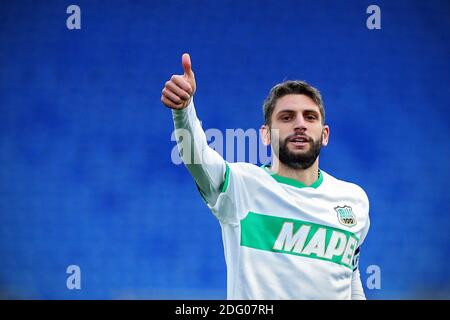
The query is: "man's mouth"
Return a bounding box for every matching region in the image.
[288,135,310,148]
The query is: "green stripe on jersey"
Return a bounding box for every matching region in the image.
[221,162,230,193]
[240,212,359,269]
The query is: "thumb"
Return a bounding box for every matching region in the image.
[182,53,194,78]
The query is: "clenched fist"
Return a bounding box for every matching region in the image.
[161,53,197,110]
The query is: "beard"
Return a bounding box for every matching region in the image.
[274,133,323,170]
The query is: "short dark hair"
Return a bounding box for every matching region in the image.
[263,80,325,126]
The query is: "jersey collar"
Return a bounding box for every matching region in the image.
[261,165,323,189]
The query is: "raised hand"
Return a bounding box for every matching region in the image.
[161,53,197,110]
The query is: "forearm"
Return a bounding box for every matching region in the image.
[172,99,226,204]
[351,269,366,300]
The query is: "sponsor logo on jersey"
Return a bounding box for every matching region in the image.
[334,205,357,227]
[240,212,359,269]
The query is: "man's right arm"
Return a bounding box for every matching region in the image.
[162,53,226,206]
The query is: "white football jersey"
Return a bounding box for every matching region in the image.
[172,100,370,300]
[202,162,370,300]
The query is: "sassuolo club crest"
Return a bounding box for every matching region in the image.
[334,205,357,227]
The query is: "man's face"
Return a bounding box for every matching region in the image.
[262,94,329,170]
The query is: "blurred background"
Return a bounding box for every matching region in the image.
[0,0,449,299]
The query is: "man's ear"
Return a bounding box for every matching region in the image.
[260,124,271,146]
[322,125,330,146]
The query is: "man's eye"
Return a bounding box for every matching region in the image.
[306,115,317,121]
[281,115,292,121]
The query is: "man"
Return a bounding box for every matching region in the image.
[161,53,370,299]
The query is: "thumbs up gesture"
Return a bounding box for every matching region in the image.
[161,53,197,110]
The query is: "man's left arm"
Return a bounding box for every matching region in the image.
[351,187,371,300]
[351,267,366,300]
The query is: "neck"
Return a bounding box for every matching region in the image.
[270,156,320,187]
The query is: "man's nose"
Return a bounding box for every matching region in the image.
[293,115,307,131]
